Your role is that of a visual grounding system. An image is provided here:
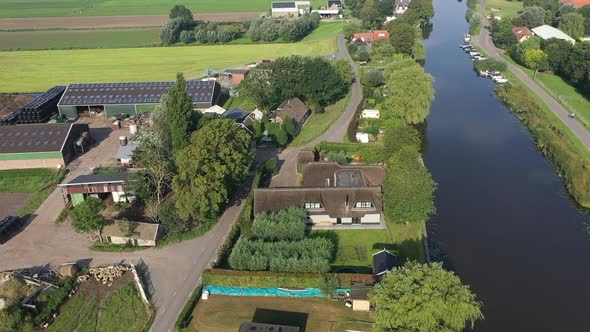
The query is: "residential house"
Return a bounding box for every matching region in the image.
[395,0,411,15]
[531,25,576,44]
[373,249,401,276]
[328,0,343,8]
[223,107,249,122]
[271,1,311,18]
[512,26,534,43]
[254,162,386,227]
[270,97,312,135]
[101,221,160,247]
[361,109,380,119]
[311,0,342,18]
[58,173,129,206]
[352,30,390,43]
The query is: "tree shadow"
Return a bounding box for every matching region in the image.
[252,308,308,331]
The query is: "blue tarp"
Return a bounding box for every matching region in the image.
[205,286,324,298]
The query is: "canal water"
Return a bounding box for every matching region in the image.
[422,0,590,331]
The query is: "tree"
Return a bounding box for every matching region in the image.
[511,36,542,65]
[370,262,484,332]
[384,146,436,223]
[173,119,254,221]
[160,17,184,45]
[331,59,354,84]
[524,49,549,76]
[524,0,560,12]
[70,197,105,236]
[283,116,297,137]
[360,0,381,24]
[363,69,385,87]
[559,12,585,38]
[561,42,590,85]
[319,274,342,298]
[179,30,195,44]
[384,125,421,158]
[408,0,435,22]
[164,73,196,151]
[383,60,435,124]
[159,200,184,235]
[542,38,574,72]
[518,6,546,27]
[266,122,289,146]
[491,19,517,49]
[389,21,416,55]
[169,4,193,27]
[343,22,361,40]
[358,49,371,61]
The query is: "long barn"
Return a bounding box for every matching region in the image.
[57,80,221,119]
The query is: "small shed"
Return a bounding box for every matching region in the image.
[361,109,380,119]
[373,249,401,276]
[356,132,370,143]
[59,173,128,205]
[351,288,371,311]
[101,221,159,247]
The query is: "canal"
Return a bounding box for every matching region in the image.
[422,0,590,331]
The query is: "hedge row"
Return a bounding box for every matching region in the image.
[317,141,385,163]
[228,238,333,273]
[251,207,307,241]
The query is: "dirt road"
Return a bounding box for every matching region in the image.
[0,12,260,30]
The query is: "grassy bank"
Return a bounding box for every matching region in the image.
[485,0,522,18]
[0,37,337,92]
[0,28,161,51]
[0,0,326,18]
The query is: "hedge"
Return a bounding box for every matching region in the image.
[251,207,307,241]
[202,269,376,289]
[174,285,202,331]
[317,141,385,163]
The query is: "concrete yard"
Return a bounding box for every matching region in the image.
[0,192,31,217]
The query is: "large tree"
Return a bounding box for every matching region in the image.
[70,197,105,236]
[383,125,421,159]
[165,73,197,151]
[173,119,254,221]
[542,38,574,73]
[384,146,436,223]
[491,19,518,49]
[383,60,435,124]
[408,0,435,22]
[518,6,546,28]
[370,262,483,332]
[388,21,416,55]
[169,4,193,27]
[160,17,185,45]
[558,12,586,38]
[524,49,549,75]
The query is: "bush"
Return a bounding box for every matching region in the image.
[203,269,323,288]
[319,274,342,298]
[251,207,307,241]
[34,277,76,325]
[473,58,508,72]
[326,151,350,164]
[179,30,195,44]
[228,238,333,273]
[318,142,385,163]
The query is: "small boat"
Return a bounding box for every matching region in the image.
[464,33,471,43]
[459,43,472,49]
[479,70,490,77]
[469,51,481,56]
[464,47,473,53]
[474,56,488,61]
[494,78,509,83]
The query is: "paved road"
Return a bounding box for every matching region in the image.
[270,35,362,187]
[474,0,590,151]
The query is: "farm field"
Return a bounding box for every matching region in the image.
[189,295,373,332]
[0,36,337,93]
[0,28,161,51]
[0,0,326,18]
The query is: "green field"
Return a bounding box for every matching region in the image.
[0,36,336,92]
[0,0,326,18]
[485,0,523,18]
[48,283,151,332]
[0,28,161,51]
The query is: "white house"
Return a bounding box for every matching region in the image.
[361,109,380,119]
[356,132,370,143]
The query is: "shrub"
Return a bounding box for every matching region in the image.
[179,30,195,44]
[326,151,350,164]
[251,207,307,241]
[473,58,508,72]
[34,277,76,325]
[318,142,385,163]
[319,274,342,298]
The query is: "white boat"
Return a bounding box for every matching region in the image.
[494,78,509,83]
[479,70,490,77]
[464,34,471,43]
[469,51,481,56]
[474,56,488,61]
[459,43,472,49]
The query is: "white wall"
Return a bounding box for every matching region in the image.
[361,214,381,224]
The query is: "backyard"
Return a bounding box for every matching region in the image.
[0,35,337,92]
[0,0,327,18]
[187,295,373,332]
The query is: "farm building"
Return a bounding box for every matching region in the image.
[57,80,221,119]
[271,1,311,18]
[531,25,576,44]
[219,69,250,86]
[0,86,66,125]
[101,221,160,247]
[58,173,128,206]
[0,123,90,170]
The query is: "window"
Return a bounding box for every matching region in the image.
[305,202,322,209]
[355,202,374,208]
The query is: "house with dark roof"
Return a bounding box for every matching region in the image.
[254,162,385,228]
[328,0,343,8]
[223,107,249,122]
[58,173,128,206]
[512,26,534,43]
[373,249,401,276]
[0,123,89,170]
[270,97,312,135]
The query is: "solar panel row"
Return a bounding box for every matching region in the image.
[68,81,212,89]
[24,86,66,109]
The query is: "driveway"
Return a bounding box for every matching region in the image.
[474,0,590,151]
[270,35,362,187]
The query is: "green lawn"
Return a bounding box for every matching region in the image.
[302,21,346,41]
[0,28,161,51]
[0,37,337,92]
[290,92,351,146]
[0,168,57,192]
[224,94,258,112]
[389,222,426,262]
[0,0,326,18]
[485,0,523,18]
[48,283,151,332]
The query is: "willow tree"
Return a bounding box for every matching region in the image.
[370,262,484,332]
[383,60,434,124]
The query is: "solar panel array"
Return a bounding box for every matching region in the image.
[59,81,217,106]
[23,86,66,110]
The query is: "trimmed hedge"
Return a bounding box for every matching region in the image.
[228,238,333,273]
[251,207,307,241]
[174,285,202,331]
[317,141,385,163]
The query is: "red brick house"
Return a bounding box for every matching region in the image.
[512,26,534,43]
[352,30,390,43]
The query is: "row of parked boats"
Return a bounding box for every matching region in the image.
[460,34,509,84]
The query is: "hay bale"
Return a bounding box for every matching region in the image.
[58,264,78,278]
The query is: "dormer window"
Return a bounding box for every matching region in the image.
[305,202,322,209]
[355,201,374,208]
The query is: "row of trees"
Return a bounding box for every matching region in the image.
[240,56,353,110]
[247,13,320,42]
[228,237,333,272]
[160,5,195,45]
[251,207,307,241]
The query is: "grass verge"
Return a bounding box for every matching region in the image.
[89,242,150,252]
[175,285,202,331]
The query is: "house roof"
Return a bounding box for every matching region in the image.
[531,25,576,43]
[204,105,227,115]
[116,141,140,161]
[239,322,300,332]
[254,186,383,219]
[560,0,590,7]
[274,97,311,124]
[302,162,385,187]
[0,123,75,154]
[512,26,533,41]
[272,1,297,9]
[101,221,159,242]
[61,173,126,186]
[352,30,390,43]
[373,249,401,275]
[58,80,218,106]
[224,107,249,122]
